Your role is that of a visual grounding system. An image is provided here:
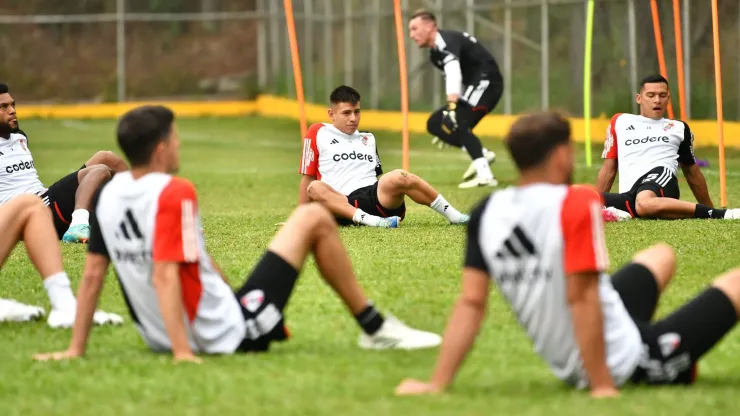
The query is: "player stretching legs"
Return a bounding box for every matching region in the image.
[0,194,122,327]
[299,86,470,228]
[395,112,740,398]
[34,105,441,363]
[409,10,500,189]
[596,75,740,220]
[0,82,129,243]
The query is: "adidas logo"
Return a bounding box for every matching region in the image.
[444,205,449,212]
[330,139,339,145]
[115,209,143,240]
[495,225,536,259]
[627,125,635,131]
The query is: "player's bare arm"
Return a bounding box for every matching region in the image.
[596,159,618,193]
[153,261,201,363]
[566,271,618,397]
[681,163,714,207]
[299,174,316,204]
[33,253,109,361]
[395,267,490,396]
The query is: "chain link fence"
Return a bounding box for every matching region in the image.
[1,0,739,120]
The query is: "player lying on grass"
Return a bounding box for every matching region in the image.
[298,85,470,228]
[597,74,739,221]
[0,194,122,327]
[396,112,740,398]
[0,82,129,243]
[34,105,441,363]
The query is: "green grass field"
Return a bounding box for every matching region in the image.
[2,116,740,415]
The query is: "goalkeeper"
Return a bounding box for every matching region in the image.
[409,9,501,189]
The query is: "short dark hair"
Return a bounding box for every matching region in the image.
[0,83,9,94]
[116,105,175,167]
[505,112,571,171]
[330,85,361,106]
[640,74,669,90]
[410,9,436,23]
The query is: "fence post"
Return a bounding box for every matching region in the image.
[628,0,638,114]
[116,0,126,102]
[504,0,512,114]
[370,0,380,109]
[682,0,691,118]
[541,0,549,110]
[344,1,353,86]
[257,0,268,90]
[323,0,333,97]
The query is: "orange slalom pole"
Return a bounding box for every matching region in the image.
[672,0,687,120]
[650,0,674,119]
[710,0,727,207]
[393,0,410,172]
[284,0,307,140]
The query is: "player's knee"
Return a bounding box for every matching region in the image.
[306,181,325,201]
[389,169,416,189]
[91,150,119,167]
[635,196,658,217]
[83,164,113,183]
[632,243,676,289]
[712,269,740,316]
[294,203,334,229]
[12,194,46,212]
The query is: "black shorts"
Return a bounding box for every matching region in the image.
[426,74,503,139]
[337,182,407,226]
[233,251,298,353]
[39,164,85,239]
[614,166,680,217]
[611,263,737,385]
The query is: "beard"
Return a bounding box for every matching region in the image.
[0,122,16,138]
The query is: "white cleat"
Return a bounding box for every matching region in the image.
[358,315,442,350]
[459,175,499,189]
[450,214,471,225]
[602,206,632,222]
[462,149,497,181]
[47,309,124,329]
[0,298,45,323]
[723,208,740,219]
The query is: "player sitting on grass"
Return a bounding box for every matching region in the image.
[597,74,739,221]
[33,105,441,363]
[298,85,470,228]
[0,194,122,327]
[396,112,740,398]
[0,82,129,243]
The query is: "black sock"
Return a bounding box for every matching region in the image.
[354,303,385,335]
[694,204,726,219]
[459,130,484,159]
[602,192,634,215]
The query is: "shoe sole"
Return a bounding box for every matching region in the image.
[462,154,497,181]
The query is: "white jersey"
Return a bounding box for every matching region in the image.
[0,131,46,204]
[298,123,382,195]
[602,113,695,193]
[88,171,245,354]
[465,184,643,388]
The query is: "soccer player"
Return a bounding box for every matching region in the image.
[298,85,470,228]
[0,83,129,243]
[0,194,122,327]
[33,105,441,363]
[597,74,739,220]
[409,10,501,189]
[395,112,740,397]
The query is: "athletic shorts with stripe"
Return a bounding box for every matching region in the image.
[603,166,679,217]
[39,164,86,239]
[427,74,503,134]
[335,182,407,226]
[611,263,737,385]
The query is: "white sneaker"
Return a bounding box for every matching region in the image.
[0,298,45,323]
[602,206,632,222]
[459,175,499,189]
[723,209,740,219]
[48,308,124,329]
[358,315,442,350]
[462,149,496,181]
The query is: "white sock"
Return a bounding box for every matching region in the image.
[430,195,464,223]
[473,157,494,180]
[43,272,77,312]
[68,209,90,228]
[353,209,385,227]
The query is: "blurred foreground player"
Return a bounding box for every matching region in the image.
[0,194,122,327]
[409,10,500,188]
[0,83,129,243]
[396,112,740,397]
[35,105,441,363]
[597,74,740,220]
[299,85,470,228]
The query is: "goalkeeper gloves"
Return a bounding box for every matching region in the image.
[441,101,458,134]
